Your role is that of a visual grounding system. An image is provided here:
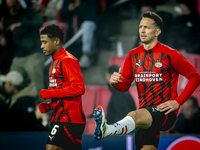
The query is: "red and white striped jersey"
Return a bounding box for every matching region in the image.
[40,47,86,124]
[113,42,200,115]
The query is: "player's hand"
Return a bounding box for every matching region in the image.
[157,100,179,115]
[110,67,123,85]
[39,102,51,113]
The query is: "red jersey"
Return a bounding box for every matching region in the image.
[39,48,86,124]
[113,42,200,115]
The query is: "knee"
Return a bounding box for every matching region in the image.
[141,145,157,150]
[127,111,138,123]
[127,109,153,128]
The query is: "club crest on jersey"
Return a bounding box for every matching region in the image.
[52,68,56,74]
[155,60,162,68]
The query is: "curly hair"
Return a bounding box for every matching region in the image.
[40,24,64,44]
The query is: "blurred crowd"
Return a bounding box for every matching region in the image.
[0,0,200,133]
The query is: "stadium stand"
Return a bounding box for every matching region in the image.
[84,118,95,133]
[96,86,112,116]
[82,85,98,117]
[82,85,98,133]
[109,55,127,67]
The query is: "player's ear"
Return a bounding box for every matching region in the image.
[54,38,60,45]
[155,28,161,37]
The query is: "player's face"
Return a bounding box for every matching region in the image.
[139,18,160,45]
[40,34,56,56]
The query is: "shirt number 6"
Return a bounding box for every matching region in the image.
[51,125,59,135]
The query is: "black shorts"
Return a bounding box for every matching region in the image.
[46,122,85,150]
[135,107,176,150]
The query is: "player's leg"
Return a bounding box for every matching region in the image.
[46,123,85,150]
[141,145,157,150]
[46,144,64,150]
[127,108,152,128]
[94,105,153,140]
[135,126,160,150]
[135,107,176,150]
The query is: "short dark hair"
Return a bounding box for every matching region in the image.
[108,65,120,74]
[40,24,64,44]
[188,96,199,108]
[143,11,163,29]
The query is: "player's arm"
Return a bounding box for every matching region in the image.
[172,51,200,105]
[111,53,134,92]
[40,58,85,99]
[158,50,200,114]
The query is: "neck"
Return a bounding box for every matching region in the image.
[53,45,63,56]
[143,39,158,50]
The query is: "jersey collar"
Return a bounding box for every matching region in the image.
[144,42,161,52]
[52,47,66,60]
